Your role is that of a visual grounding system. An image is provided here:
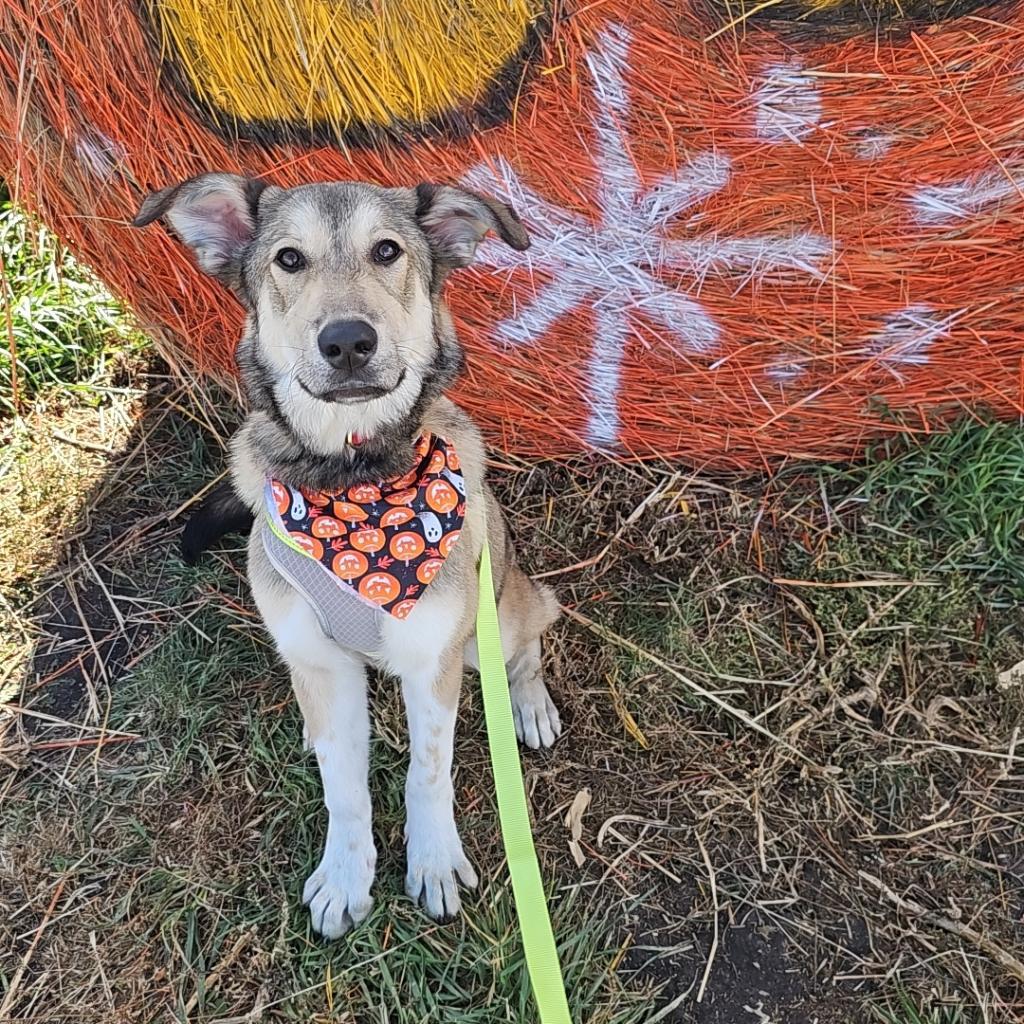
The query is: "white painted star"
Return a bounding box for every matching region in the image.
[464,23,833,446]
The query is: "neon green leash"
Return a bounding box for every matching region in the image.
[476,541,573,1024]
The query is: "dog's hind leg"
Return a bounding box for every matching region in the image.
[465,564,562,750]
[180,480,255,564]
[503,568,563,750]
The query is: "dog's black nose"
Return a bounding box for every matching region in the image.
[317,319,378,371]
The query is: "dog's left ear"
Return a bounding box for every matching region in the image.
[415,183,529,268]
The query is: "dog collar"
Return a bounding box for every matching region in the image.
[264,433,466,619]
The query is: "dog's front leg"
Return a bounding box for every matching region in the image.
[400,656,478,920]
[289,650,376,938]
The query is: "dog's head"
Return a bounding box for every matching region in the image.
[133,174,528,452]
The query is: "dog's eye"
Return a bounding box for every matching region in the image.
[275,247,306,272]
[372,239,402,265]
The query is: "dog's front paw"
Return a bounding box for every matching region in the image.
[405,821,478,921]
[510,676,562,750]
[303,840,376,939]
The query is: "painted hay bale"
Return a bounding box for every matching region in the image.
[1,1,1022,466]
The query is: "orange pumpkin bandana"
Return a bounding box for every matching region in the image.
[264,434,465,619]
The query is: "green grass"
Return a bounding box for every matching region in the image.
[0,194,141,414]
[822,419,1024,601]
[872,991,974,1024]
[6,380,1022,1021]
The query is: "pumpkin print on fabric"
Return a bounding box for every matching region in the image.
[347,483,382,504]
[384,487,419,507]
[332,549,369,580]
[358,572,402,606]
[391,599,418,621]
[439,530,461,559]
[390,532,426,564]
[332,500,370,523]
[417,558,445,585]
[425,479,460,515]
[270,480,290,516]
[311,516,346,539]
[381,506,416,528]
[265,434,466,618]
[350,527,387,554]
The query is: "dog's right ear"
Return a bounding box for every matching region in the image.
[132,173,270,286]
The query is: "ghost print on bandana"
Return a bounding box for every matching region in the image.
[266,434,466,618]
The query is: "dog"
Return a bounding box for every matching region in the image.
[133,174,562,939]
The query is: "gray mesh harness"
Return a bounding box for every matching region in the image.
[262,517,385,657]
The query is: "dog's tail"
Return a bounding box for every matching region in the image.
[181,480,255,565]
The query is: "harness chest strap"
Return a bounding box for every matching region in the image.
[262,518,383,654]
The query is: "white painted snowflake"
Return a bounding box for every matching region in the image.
[463,23,833,446]
[866,305,964,381]
[910,164,1024,225]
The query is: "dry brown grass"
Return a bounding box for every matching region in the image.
[2,361,1023,1024]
